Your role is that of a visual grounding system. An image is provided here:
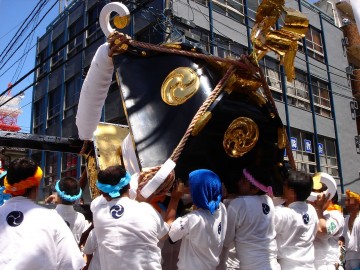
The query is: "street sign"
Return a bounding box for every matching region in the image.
[318,143,324,155]
[291,137,297,150]
[304,139,312,153]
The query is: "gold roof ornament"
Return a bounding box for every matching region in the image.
[250,0,309,82]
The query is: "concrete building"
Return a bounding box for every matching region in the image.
[315,0,360,147]
[31,0,360,197]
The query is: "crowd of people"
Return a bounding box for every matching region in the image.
[0,157,359,270]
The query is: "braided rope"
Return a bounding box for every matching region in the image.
[170,65,237,163]
[258,67,296,169]
[109,33,291,191]
[130,40,253,71]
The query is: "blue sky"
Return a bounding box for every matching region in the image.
[0,0,59,133]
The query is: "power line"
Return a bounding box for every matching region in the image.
[184,0,359,84]
[0,0,48,67]
[1,0,358,113]
[0,0,156,102]
[12,11,41,83]
[0,22,22,41]
[0,43,37,79]
[0,0,58,72]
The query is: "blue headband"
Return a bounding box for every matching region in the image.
[55,180,82,202]
[0,171,7,179]
[189,169,222,215]
[0,186,11,206]
[96,172,131,198]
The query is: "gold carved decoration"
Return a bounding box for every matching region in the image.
[223,117,259,157]
[249,91,267,107]
[250,0,309,82]
[113,15,130,29]
[192,111,212,136]
[161,67,200,106]
[277,127,287,149]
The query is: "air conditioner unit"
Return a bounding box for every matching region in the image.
[354,100,359,110]
[180,18,196,29]
[355,135,360,154]
[351,101,356,119]
[346,66,354,75]
[184,30,201,42]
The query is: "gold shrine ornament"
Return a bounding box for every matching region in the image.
[161,67,200,106]
[223,117,259,158]
[113,15,130,29]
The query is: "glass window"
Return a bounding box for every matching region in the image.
[318,136,338,176]
[68,16,84,57]
[51,34,64,66]
[261,57,282,101]
[288,128,316,174]
[48,87,61,127]
[37,49,48,77]
[135,26,164,45]
[311,77,331,117]
[33,99,45,134]
[61,153,78,178]
[303,26,324,62]
[247,0,260,28]
[45,152,58,188]
[286,70,310,111]
[64,74,81,118]
[87,5,101,44]
[212,0,244,23]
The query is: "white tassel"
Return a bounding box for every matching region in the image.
[140,159,176,199]
[76,43,113,140]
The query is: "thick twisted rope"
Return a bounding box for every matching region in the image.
[170,65,237,163]
[130,40,253,72]
[108,32,294,180]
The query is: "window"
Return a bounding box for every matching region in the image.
[48,87,61,127]
[68,16,84,57]
[61,153,78,178]
[182,28,210,53]
[286,71,310,111]
[212,0,244,22]
[288,128,316,174]
[260,57,282,101]
[45,152,58,188]
[51,34,64,67]
[300,26,324,62]
[33,99,45,134]
[311,77,331,117]
[64,74,81,118]
[247,0,261,28]
[37,49,48,77]
[318,136,338,177]
[135,26,164,45]
[215,38,245,59]
[87,5,101,44]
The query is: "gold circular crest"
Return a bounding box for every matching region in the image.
[223,117,259,157]
[113,15,130,29]
[161,67,200,106]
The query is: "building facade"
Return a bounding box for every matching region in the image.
[31,0,360,198]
